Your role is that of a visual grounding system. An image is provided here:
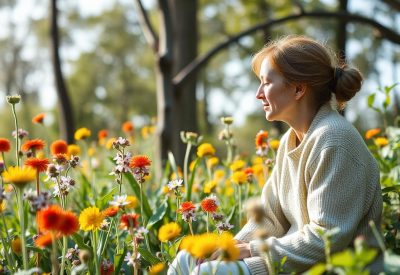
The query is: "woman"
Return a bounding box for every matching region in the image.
[169,35,383,274]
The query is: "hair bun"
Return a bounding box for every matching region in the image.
[334,65,363,103]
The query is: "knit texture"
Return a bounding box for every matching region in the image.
[235,104,383,274]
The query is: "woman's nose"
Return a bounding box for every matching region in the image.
[255,86,264,99]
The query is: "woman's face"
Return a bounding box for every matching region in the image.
[255,58,297,122]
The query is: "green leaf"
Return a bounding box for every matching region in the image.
[71,233,92,253]
[186,157,201,201]
[114,244,127,275]
[367,93,375,108]
[304,263,326,275]
[138,246,160,265]
[357,249,377,265]
[95,187,118,209]
[382,185,400,194]
[168,151,179,176]
[331,250,354,267]
[124,173,153,220]
[147,200,168,229]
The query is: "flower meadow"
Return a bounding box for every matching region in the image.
[0,85,399,275]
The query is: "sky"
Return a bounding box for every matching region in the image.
[1,0,399,127]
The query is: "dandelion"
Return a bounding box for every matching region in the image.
[197,143,215,158]
[2,166,35,188]
[120,213,140,230]
[51,140,68,155]
[21,139,46,153]
[74,127,91,141]
[122,121,134,134]
[374,137,389,147]
[158,222,181,242]
[149,262,165,275]
[365,128,381,140]
[79,206,105,231]
[229,159,246,171]
[32,113,45,124]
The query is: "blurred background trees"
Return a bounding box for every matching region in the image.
[0,0,399,166]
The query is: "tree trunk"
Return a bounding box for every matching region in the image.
[337,0,348,62]
[170,0,198,166]
[50,0,74,143]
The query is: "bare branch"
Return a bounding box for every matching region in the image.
[173,11,400,88]
[133,0,158,52]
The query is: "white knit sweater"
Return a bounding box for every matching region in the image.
[235,104,383,274]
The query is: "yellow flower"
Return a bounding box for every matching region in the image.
[365,128,381,140]
[218,232,240,261]
[149,262,165,275]
[74,127,91,140]
[204,180,217,194]
[68,144,81,156]
[79,206,105,231]
[270,139,280,150]
[0,201,6,213]
[252,157,263,165]
[229,160,245,171]
[187,233,219,259]
[11,238,22,255]
[2,166,36,188]
[141,126,155,139]
[125,196,138,209]
[158,222,181,242]
[375,137,389,147]
[162,186,170,194]
[213,169,225,181]
[197,143,215,158]
[231,171,248,185]
[207,157,219,168]
[87,148,96,157]
[105,138,117,149]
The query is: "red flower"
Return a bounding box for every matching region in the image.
[34,234,54,248]
[120,213,140,230]
[103,206,119,217]
[37,205,64,232]
[57,211,79,236]
[32,113,45,124]
[50,140,68,155]
[244,167,254,175]
[98,129,108,140]
[201,197,218,213]
[178,201,196,213]
[100,260,115,275]
[25,158,50,173]
[255,130,269,148]
[21,139,45,152]
[129,155,151,169]
[0,138,11,152]
[122,121,134,133]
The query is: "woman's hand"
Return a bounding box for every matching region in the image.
[208,241,251,261]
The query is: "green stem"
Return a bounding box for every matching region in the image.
[92,230,100,275]
[1,212,16,271]
[51,233,59,275]
[206,212,209,233]
[11,104,20,167]
[17,188,28,269]
[238,185,242,229]
[60,236,67,275]
[0,213,15,273]
[183,143,192,197]
[1,152,7,171]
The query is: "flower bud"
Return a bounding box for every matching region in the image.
[6,95,21,105]
[221,116,234,125]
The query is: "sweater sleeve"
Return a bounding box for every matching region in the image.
[250,146,372,272]
[235,164,290,242]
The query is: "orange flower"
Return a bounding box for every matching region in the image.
[57,211,79,236]
[103,206,119,217]
[244,167,254,175]
[120,213,140,230]
[178,201,196,213]
[0,138,11,152]
[37,205,64,232]
[25,158,50,173]
[35,234,57,249]
[129,155,151,169]
[122,121,134,133]
[32,113,45,124]
[98,129,108,140]
[255,130,268,148]
[201,196,218,213]
[50,140,68,155]
[21,139,45,152]
[365,128,381,140]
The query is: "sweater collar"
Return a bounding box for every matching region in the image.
[286,103,335,157]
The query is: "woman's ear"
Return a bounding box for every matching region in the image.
[294,84,307,100]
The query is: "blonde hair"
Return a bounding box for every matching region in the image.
[252,35,363,109]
